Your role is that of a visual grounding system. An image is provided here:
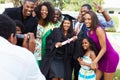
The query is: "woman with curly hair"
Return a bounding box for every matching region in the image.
[34,1,55,67]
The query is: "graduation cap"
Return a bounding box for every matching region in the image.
[62,14,76,21]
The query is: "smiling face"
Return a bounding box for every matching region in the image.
[53,10,61,23]
[63,20,71,31]
[84,13,92,28]
[16,26,22,34]
[40,5,48,19]
[82,38,91,50]
[22,1,35,18]
[81,6,89,16]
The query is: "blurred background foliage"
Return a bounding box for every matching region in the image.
[0,0,104,11]
[0,0,119,32]
[47,0,104,11]
[105,15,119,32]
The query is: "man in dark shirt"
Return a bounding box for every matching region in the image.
[3,0,38,36]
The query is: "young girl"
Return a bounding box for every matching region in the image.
[78,37,98,80]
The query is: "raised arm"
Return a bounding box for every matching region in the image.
[93,2,114,27]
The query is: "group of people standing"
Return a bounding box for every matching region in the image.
[0,0,119,80]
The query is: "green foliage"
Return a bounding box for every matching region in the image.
[62,3,79,11]
[2,0,104,11]
[51,0,104,11]
[106,15,119,32]
[114,69,120,80]
[0,0,16,4]
[0,0,5,3]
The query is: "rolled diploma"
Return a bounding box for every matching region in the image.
[55,36,77,48]
[61,38,73,45]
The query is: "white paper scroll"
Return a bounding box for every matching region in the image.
[55,36,77,48]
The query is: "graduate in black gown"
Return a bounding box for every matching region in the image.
[40,14,77,80]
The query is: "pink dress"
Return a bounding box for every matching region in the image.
[88,26,119,72]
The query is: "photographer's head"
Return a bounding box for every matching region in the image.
[0,14,16,44]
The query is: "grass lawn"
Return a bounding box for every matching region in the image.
[114,69,120,80]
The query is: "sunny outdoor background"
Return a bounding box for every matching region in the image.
[0,0,120,80]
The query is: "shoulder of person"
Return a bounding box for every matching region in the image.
[3,42,35,63]
[52,27,60,32]
[5,7,21,12]
[29,15,38,21]
[89,50,96,59]
[15,45,32,54]
[96,26,105,35]
[96,26,104,31]
[90,50,95,55]
[50,28,61,37]
[3,7,22,15]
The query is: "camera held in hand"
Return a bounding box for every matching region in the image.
[16,34,29,46]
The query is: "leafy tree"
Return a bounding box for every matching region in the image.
[1,0,103,11]
[0,0,5,3]
[12,0,22,7]
[50,0,104,11]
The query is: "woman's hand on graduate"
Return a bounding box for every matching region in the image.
[90,60,98,70]
[55,42,62,48]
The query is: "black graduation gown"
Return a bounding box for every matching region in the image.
[40,28,75,80]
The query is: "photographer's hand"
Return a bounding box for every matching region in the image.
[28,33,36,53]
[22,33,36,53]
[22,34,28,49]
